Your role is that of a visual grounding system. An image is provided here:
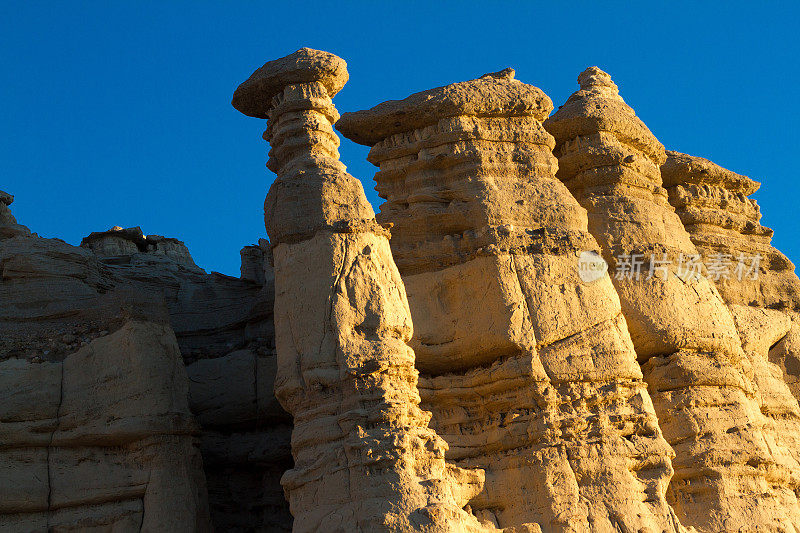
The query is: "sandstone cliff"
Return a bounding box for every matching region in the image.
[0,197,290,531]
[3,48,800,533]
[338,67,682,532]
[544,67,800,531]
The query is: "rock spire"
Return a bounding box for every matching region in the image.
[338,70,683,531]
[545,66,800,531]
[232,48,492,532]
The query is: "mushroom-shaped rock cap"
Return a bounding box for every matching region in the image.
[337,69,553,146]
[661,151,760,195]
[0,191,13,206]
[232,48,349,118]
[545,66,665,164]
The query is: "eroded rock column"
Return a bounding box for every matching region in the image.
[338,70,682,532]
[662,152,800,398]
[545,67,800,531]
[661,152,800,527]
[232,48,491,532]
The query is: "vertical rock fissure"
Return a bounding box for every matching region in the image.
[45,359,65,529]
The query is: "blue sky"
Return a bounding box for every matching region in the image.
[2,2,798,275]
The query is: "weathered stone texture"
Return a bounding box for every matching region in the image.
[0,196,289,531]
[545,66,800,531]
[338,69,682,532]
[233,48,491,532]
[4,48,800,533]
[662,151,800,403]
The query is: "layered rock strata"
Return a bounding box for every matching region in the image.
[338,69,682,531]
[0,197,290,531]
[0,207,212,530]
[662,151,800,401]
[232,48,490,532]
[82,225,200,270]
[661,153,800,533]
[544,67,800,531]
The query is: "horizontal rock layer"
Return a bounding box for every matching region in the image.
[340,71,683,532]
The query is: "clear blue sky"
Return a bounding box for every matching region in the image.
[3,2,798,275]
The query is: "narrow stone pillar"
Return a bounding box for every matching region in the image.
[232,48,493,532]
[545,67,800,531]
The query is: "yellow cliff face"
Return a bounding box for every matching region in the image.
[338,67,682,532]
[4,48,800,533]
[545,67,800,532]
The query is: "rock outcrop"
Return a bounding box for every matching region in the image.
[338,69,682,531]
[661,152,800,532]
[4,48,800,533]
[545,67,800,531]
[0,190,30,239]
[0,203,212,530]
[662,151,800,401]
[0,196,290,531]
[81,226,201,270]
[232,48,491,532]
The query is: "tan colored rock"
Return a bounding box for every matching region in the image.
[339,69,682,531]
[0,320,211,532]
[662,151,800,403]
[81,226,201,270]
[545,67,800,531]
[233,48,492,532]
[1,209,289,531]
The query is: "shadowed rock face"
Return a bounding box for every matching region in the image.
[0,197,290,531]
[545,67,800,532]
[0,190,30,239]
[338,70,682,532]
[233,48,493,532]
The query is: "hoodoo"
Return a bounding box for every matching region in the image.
[545,66,800,531]
[338,68,682,531]
[232,48,493,532]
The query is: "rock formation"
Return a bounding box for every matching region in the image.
[544,67,800,531]
[232,48,491,532]
[0,196,290,530]
[3,49,800,533]
[662,152,800,533]
[0,191,30,239]
[81,226,201,270]
[338,69,682,531]
[662,151,800,399]
[0,210,212,530]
